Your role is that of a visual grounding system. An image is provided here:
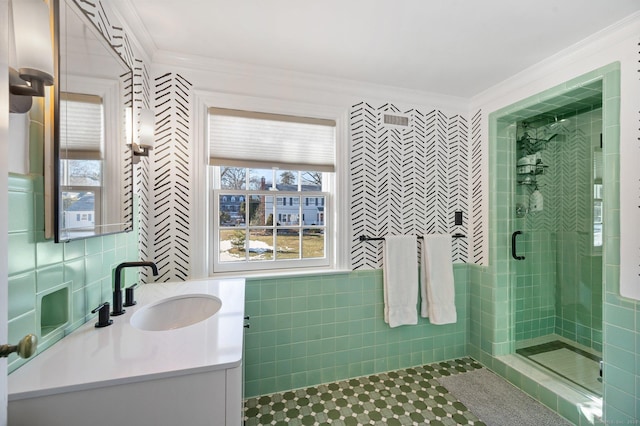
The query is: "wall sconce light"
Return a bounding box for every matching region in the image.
[9,0,54,113]
[128,108,155,163]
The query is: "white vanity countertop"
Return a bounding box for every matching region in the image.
[8,278,245,401]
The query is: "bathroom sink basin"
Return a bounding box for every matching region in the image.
[130,294,222,331]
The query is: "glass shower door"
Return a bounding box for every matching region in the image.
[511,107,604,397]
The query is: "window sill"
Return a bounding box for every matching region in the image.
[210,267,352,280]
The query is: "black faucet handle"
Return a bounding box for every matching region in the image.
[91,302,113,328]
[111,289,125,316]
[124,284,138,307]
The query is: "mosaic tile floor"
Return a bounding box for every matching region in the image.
[244,358,487,425]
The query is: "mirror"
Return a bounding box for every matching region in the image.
[49,0,133,242]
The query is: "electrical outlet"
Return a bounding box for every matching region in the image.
[454,211,463,226]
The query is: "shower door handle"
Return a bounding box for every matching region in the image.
[511,231,525,260]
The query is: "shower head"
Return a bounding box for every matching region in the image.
[545,117,572,135]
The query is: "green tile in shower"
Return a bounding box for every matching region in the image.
[557,396,580,425]
[605,303,634,329]
[478,65,628,425]
[605,385,635,421]
[607,347,635,379]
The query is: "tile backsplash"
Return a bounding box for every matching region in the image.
[7,173,139,372]
[243,267,469,398]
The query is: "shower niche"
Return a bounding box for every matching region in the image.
[514,123,553,217]
[516,128,550,184]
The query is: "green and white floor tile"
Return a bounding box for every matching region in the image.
[244,358,487,426]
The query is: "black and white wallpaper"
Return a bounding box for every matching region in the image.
[470,109,485,264]
[150,73,193,282]
[133,58,152,280]
[349,102,483,270]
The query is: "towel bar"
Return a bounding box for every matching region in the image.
[359,233,465,242]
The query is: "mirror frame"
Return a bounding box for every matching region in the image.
[48,0,134,243]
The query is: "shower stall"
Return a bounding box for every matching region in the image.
[500,79,606,398]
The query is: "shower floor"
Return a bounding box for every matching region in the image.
[516,339,602,396]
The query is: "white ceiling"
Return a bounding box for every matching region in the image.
[114,0,640,98]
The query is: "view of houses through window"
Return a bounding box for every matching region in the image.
[60,157,102,233]
[214,167,328,267]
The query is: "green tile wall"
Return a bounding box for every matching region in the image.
[552,108,603,352]
[469,64,637,424]
[7,173,139,373]
[243,266,469,397]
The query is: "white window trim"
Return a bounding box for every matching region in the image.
[191,91,350,278]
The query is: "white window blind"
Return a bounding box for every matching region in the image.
[208,107,336,172]
[60,93,103,159]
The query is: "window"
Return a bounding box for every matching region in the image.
[593,147,603,249]
[59,93,103,235]
[209,107,336,273]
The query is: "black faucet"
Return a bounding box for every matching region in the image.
[111,261,159,316]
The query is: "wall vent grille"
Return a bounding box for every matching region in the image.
[383,113,410,127]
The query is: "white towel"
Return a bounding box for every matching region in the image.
[383,235,418,328]
[420,234,457,325]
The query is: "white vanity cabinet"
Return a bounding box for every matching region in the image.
[8,279,245,426]
[9,365,242,426]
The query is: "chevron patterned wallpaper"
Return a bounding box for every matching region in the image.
[350,102,480,270]
[470,110,485,264]
[133,59,152,281]
[149,73,193,282]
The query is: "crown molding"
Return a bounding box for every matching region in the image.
[152,50,469,112]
